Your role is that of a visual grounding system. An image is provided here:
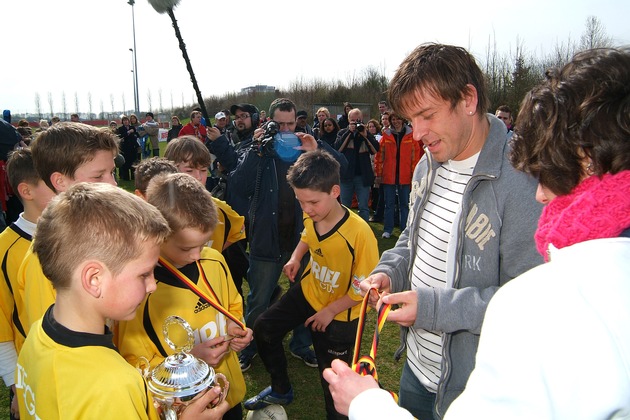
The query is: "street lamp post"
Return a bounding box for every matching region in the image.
[128,0,140,114]
[129,48,138,115]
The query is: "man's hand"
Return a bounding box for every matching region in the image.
[180,386,229,420]
[206,126,221,141]
[382,290,418,327]
[323,359,379,416]
[11,384,19,419]
[295,132,317,151]
[359,273,391,306]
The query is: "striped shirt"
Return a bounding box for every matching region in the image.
[407,153,478,392]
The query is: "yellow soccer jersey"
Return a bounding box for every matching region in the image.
[117,247,246,409]
[208,197,245,252]
[16,307,158,420]
[0,224,31,350]
[300,208,379,322]
[16,248,55,340]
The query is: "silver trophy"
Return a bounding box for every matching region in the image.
[140,316,229,419]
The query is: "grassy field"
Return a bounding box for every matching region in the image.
[0,142,406,419]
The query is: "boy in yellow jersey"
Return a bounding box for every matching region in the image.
[245,150,379,419]
[15,183,228,420]
[164,135,248,298]
[0,148,55,419]
[16,122,120,335]
[117,173,253,420]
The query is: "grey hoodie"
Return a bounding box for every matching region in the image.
[372,114,544,418]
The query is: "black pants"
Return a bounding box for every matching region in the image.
[254,284,358,420]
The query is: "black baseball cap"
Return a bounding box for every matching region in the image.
[230,104,259,116]
[296,110,308,119]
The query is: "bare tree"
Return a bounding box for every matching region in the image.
[110,94,115,117]
[100,99,105,120]
[87,92,93,120]
[170,91,174,111]
[61,92,67,120]
[122,92,127,114]
[580,16,613,51]
[74,92,80,116]
[146,89,153,112]
[35,93,42,119]
[47,92,54,118]
[158,88,163,113]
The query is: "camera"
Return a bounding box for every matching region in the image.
[353,120,365,133]
[254,120,301,162]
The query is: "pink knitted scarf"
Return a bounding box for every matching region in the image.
[535,170,630,261]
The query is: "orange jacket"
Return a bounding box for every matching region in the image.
[374,125,423,185]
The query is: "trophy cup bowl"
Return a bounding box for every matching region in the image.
[145,316,229,419]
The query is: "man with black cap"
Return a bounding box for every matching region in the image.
[295,110,313,135]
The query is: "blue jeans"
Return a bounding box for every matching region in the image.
[340,176,370,222]
[399,360,437,420]
[383,184,410,234]
[241,253,312,359]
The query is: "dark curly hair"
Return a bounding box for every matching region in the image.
[510,47,630,196]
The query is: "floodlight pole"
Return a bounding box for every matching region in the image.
[128,0,140,113]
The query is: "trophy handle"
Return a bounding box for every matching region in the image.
[210,373,229,408]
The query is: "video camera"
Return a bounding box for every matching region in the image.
[254,121,302,162]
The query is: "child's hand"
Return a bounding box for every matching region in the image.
[228,327,253,352]
[305,307,335,332]
[180,386,229,420]
[283,258,300,282]
[191,337,230,366]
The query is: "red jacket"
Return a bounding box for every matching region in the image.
[374,125,423,185]
[178,122,207,141]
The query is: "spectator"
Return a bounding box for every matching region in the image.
[367,118,383,222]
[141,112,160,157]
[178,110,207,141]
[166,115,182,142]
[378,100,390,114]
[317,117,339,148]
[337,102,352,129]
[117,115,140,181]
[335,108,379,222]
[69,113,80,122]
[380,111,390,131]
[50,116,60,125]
[336,43,543,419]
[495,104,513,138]
[373,112,422,238]
[295,110,313,135]
[312,107,330,139]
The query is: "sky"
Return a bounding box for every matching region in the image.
[2,0,629,116]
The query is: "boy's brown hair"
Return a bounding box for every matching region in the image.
[287,149,340,193]
[133,157,178,195]
[164,135,211,168]
[6,148,40,202]
[31,122,119,192]
[146,172,218,234]
[33,183,170,290]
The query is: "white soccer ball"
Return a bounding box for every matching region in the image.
[245,404,288,420]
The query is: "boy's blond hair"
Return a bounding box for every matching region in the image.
[146,172,217,234]
[6,148,40,202]
[31,122,119,192]
[133,157,178,195]
[33,183,170,290]
[164,135,211,168]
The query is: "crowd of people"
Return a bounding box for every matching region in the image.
[1,42,629,420]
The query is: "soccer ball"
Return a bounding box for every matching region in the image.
[245,404,288,420]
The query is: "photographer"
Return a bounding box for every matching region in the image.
[206,98,348,372]
[334,108,380,222]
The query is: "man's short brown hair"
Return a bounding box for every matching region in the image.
[31,122,119,192]
[388,43,489,119]
[164,135,211,168]
[34,183,170,290]
[146,172,217,234]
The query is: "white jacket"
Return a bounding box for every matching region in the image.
[446,238,630,419]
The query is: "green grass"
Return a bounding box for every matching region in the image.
[1,141,405,419]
